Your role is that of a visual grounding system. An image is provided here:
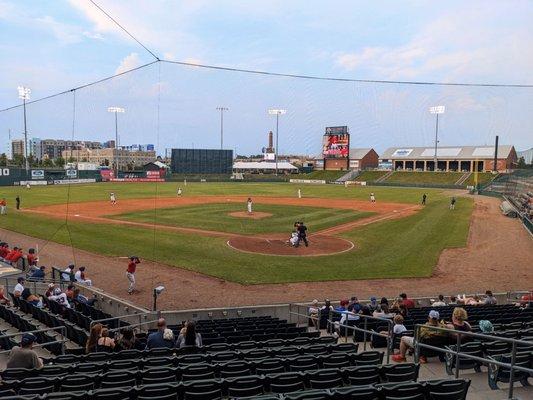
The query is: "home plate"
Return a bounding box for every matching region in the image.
[74,214,80,217]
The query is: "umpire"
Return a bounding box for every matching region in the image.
[297,221,309,247]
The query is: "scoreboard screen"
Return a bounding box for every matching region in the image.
[322,126,349,158]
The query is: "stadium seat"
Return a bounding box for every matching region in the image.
[219,360,252,378]
[283,389,332,400]
[287,355,319,372]
[342,365,381,386]
[267,372,305,394]
[305,368,344,389]
[381,363,420,383]
[426,379,471,400]
[331,384,379,400]
[226,375,265,397]
[181,379,223,400]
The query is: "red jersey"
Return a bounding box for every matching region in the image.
[127,261,137,274]
[27,254,37,266]
[4,250,15,261]
[0,247,8,258]
[403,298,416,309]
[0,200,5,206]
[10,250,23,263]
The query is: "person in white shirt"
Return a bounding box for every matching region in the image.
[48,288,71,308]
[297,189,302,199]
[13,277,25,298]
[246,198,253,214]
[431,294,447,307]
[74,266,92,286]
[62,265,74,281]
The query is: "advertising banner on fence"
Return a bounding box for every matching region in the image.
[19,180,48,186]
[110,178,165,182]
[65,169,78,177]
[289,179,326,184]
[52,179,96,185]
[31,170,45,180]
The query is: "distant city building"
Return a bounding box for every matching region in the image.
[63,148,156,170]
[119,144,155,152]
[11,139,24,158]
[25,138,103,160]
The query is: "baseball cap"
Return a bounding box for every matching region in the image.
[21,333,36,346]
[478,320,493,333]
[370,296,377,302]
[428,310,440,320]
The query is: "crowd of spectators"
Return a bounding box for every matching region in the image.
[308,290,524,364]
[84,318,203,354]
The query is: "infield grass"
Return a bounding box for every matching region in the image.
[0,182,473,284]
[112,203,372,235]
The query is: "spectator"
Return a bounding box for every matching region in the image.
[321,299,333,314]
[348,297,362,313]
[372,305,387,318]
[360,305,372,316]
[115,328,143,351]
[399,293,415,309]
[86,323,103,353]
[380,297,390,314]
[45,283,55,298]
[458,294,482,305]
[368,297,379,312]
[448,296,458,305]
[6,333,43,370]
[381,314,407,336]
[146,318,174,349]
[6,247,23,267]
[445,307,472,336]
[478,320,494,334]
[21,288,43,308]
[72,287,97,306]
[62,264,75,282]
[0,243,9,259]
[29,266,46,281]
[48,287,71,309]
[0,285,11,305]
[13,277,25,298]
[393,310,445,363]
[65,284,75,299]
[431,295,447,307]
[96,327,115,352]
[176,321,202,348]
[335,299,349,312]
[308,299,320,329]
[26,248,38,268]
[484,290,498,305]
[74,266,92,286]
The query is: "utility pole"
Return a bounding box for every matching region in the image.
[216,107,228,150]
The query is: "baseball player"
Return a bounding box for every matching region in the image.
[126,256,141,294]
[297,188,302,199]
[110,192,117,205]
[0,198,6,215]
[450,197,456,210]
[177,187,182,197]
[247,197,253,214]
[370,192,376,203]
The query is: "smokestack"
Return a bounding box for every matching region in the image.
[268,131,273,149]
[493,135,499,172]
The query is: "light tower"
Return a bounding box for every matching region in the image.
[268,108,287,175]
[17,86,31,173]
[107,107,125,176]
[429,105,445,171]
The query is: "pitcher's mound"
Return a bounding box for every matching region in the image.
[227,235,354,256]
[228,211,272,219]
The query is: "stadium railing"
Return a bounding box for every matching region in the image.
[412,324,533,400]
[0,326,68,355]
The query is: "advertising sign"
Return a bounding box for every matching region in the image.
[65,169,78,177]
[31,170,45,179]
[322,126,349,159]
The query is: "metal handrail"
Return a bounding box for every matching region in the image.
[412,323,533,400]
[0,326,68,355]
[91,312,152,327]
[108,319,160,334]
[288,303,321,332]
[327,309,394,363]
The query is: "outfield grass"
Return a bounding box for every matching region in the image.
[0,182,473,284]
[0,181,441,207]
[355,171,388,182]
[384,171,465,185]
[113,203,372,235]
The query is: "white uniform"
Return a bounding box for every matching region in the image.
[370,193,375,203]
[290,232,299,247]
[110,193,116,204]
[298,189,302,199]
[247,200,253,214]
[177,188,182,196]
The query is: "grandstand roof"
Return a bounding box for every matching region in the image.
[233,161,298,170]
[381,145,515,160]
[349,148,375,159]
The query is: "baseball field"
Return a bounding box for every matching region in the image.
[0,182,473,285]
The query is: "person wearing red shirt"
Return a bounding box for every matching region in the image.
[0,243,9,259]
[126,256,141,295]
[400,293,416,309]
[10,247,23,266]
[4,247,18,262]
[26,249,38,268]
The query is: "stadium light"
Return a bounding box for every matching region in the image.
[17,86,31,173]
[267,108,287,175]
[429,105,445,170]
[107,107,125,176]
[216,107,229,150]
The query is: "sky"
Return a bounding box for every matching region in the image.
[0,0,532,156]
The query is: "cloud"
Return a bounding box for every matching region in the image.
[334,8,533,84]
[115,52,141,74]
[82,31,104,40]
